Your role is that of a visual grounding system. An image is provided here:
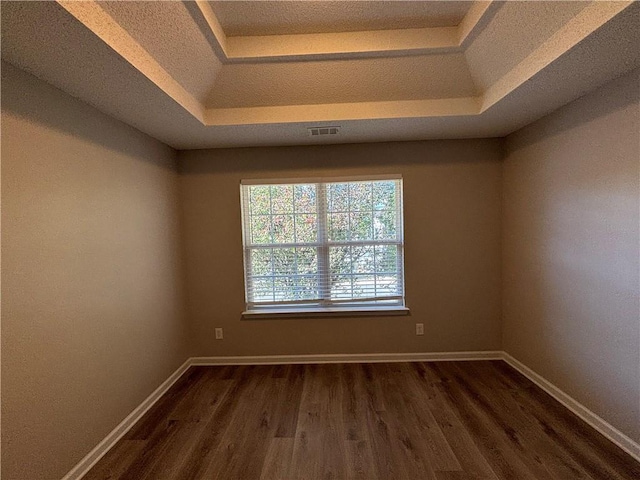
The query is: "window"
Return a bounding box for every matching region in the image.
[240,175,406,316]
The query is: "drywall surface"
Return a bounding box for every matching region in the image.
[1,63,190,479]
[464,0,587,91]
[210,0,472,36]
[179,139,502,356]
[98,0,222,103]
[503,69,640,443]
[206,54,478,108]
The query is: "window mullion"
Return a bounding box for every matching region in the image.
[317,183,330,303]
[371,182,376,299]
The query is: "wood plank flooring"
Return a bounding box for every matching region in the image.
[84,361,640,480]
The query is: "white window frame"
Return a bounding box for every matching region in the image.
[240,175,409,318]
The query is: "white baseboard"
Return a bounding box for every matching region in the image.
[63,351,640,479]
[502,352,640,463]
[61,358,192,480]
[190,350,503,366]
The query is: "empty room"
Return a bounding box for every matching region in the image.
[1,1,639,479]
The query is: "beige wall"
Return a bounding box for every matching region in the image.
[503,69,640,443]
[1,63,190,479]
[179,140,503,356]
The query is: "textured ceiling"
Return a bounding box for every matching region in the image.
[1,1,638,149]
[209,1,473,36]
[206,54,478,108]
[465,1,588,91]
[97,1,222,103]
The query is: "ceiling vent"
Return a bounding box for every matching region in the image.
[308,126,341,137]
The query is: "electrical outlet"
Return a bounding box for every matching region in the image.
[416,323,424,336]
[215,328,223,340]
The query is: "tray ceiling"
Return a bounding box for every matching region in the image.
[208,1,474,36]
[2,1,638,149]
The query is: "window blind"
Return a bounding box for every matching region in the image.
[240,176,404,311]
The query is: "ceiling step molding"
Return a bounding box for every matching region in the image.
[194,0,500,63]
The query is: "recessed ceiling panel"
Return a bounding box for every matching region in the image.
[209,0,473,36]
[206,54,478,109]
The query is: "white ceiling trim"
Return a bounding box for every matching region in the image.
[225,27,460,62]
[205,97,480,126]
[192,0,227,55]
[458,0,502,47]
[194,0,498,63]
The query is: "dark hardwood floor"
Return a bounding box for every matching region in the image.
[84,361,640,480]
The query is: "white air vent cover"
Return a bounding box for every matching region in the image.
[308,126,341,136]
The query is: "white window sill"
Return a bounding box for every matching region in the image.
[242,306,410,320]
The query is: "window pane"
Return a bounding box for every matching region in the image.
[375,274,399,296]
[273,275,319,302]
[251,215,271,244]
[375,245,398,273]
[352,275,376,298]
[327,183,348,212]
[374,210,397,240]
[331,275,352,300]
[249,185,270,216]
[296,247,318,275]
[352,245,375,274]
[251,247,319,304]
[350,212,373,240]
[272,215,295,243]
[329,213,349,241]
[295,214,317,243]
[273,248,296,275]
[294,184,317,213]
[250,249,272,276]
[271,185,294,214]
[330,246,352,299]
[295,275,319,300]
[330,246,352,276]
[373,181,396,211]
[251,277,274,302]
[274,277,296,302]
[349,182,373,212]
